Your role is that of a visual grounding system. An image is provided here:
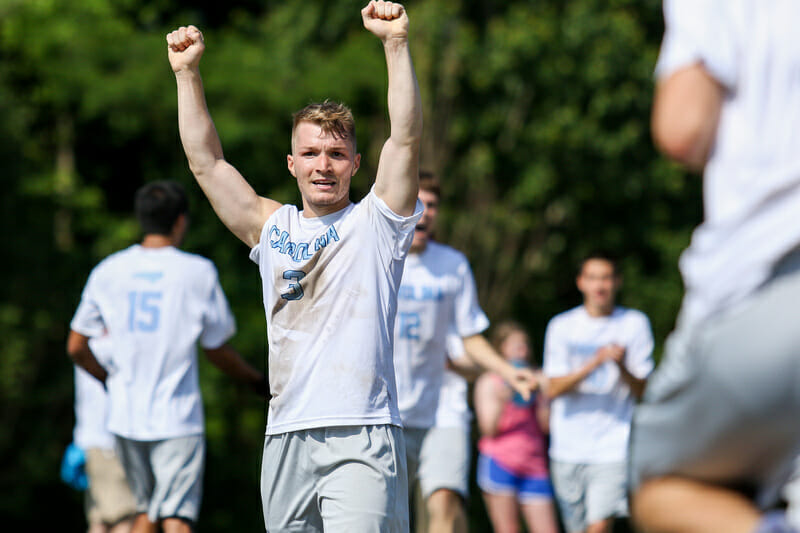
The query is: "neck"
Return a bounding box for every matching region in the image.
[584,302,614,317]
[301,198,351,218]
[141,234,175,248]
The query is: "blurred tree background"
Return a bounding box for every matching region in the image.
[0,0,699,530]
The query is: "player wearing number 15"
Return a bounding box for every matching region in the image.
[167,1,422,531]
[67,181,267,533]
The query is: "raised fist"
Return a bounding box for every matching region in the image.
[361,1,409,41]
[166,25,205,73]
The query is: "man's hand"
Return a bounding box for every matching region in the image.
[596,344,626,366]
[361,1,409,42]
[166,25,205,73]
[504,366,540,403]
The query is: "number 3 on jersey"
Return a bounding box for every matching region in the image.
[281,270,306,301]
[128,291,162,332]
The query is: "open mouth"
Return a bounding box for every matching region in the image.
[312,179,335,189]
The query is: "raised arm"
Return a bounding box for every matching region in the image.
[167,26,281,247]
[361,1,422,216]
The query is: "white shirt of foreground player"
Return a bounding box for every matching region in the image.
[393,241,489,429]
[71,245,236,440]
[250,188,423,435]
[543,306,654,464]
[659,0,800,326]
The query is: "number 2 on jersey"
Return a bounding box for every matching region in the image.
[281,270,306,301]
[128,291,162,331]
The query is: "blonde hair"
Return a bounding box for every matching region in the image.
[291,100,356,152]
[490,321,530,354]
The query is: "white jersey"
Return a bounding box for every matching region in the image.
[658,0,800,326]
[73,336,115,450]
[71,245,236,440]
[393,241,489,429]
[249,188,423,435]
[543,306,654,463]
[433,334,472,430]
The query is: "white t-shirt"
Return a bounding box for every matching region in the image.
[73,336,115,450]
[393,241,489,429]
[658,0,800,326]
[250,189,423,435]
[71,245,236,440]
[433,334,472,430]
[543,306,654,463]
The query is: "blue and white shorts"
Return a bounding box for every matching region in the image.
[477,453,553,502]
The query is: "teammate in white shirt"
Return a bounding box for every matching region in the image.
[394,173,539,533]
[543,253,654,533]
[630,2,800,532]
[167,2,423,530]
[68,181,267,533]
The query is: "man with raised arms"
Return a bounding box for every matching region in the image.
[167,2,422,531]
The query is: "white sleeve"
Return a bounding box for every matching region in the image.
[657,0,739,89]
[627,313,655,379]
[365,187,424,262]
[543,317,569,377]
[70,269,107,338]
[453,259,490,338]
[199,266,236,349]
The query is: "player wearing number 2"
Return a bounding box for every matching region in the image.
[393,172,540,533]
[67,180,267,533]
[167,1,422,530]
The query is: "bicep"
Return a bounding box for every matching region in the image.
[651,63,725,170]
[198,159,282,247]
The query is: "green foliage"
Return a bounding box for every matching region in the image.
[0,0,700,529]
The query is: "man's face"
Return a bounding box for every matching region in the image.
[287,121,360,217]
[576,258,620,313]
[410,189,439,253]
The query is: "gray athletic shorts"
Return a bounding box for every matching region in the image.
[261,424,408,533]
[115,435,205,523]
[630,263,800,509]
[550,460,627,532]
[404,426,471,499]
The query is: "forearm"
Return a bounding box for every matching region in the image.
[66,331,107,384]
[384,37,422,148]
[446,355,483,382]
[462,334,515,380]
[617,364,647,399]
[204,343,265,387]
[547,358,602,398]
[175,68,224,177]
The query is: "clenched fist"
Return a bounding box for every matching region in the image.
[166,25,205,73]
[361,1,409,42]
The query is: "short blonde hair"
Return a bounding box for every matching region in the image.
[291,100,357,152]
[490,321,530,353]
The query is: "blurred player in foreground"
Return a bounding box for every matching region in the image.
[630,2,800,532]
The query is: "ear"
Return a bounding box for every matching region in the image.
[287,154,296,178]
[352,153,361,176]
